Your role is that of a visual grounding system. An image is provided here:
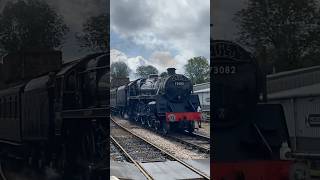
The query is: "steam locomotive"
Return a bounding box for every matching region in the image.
[0,51,109,179]
[211,40,294,179]
[111,68,201,134]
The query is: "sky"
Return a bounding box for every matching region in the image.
[212,0,247,40]
[0,0,107,62]
[47,0,107,61]
[110,0,210,80]
[0,0,246,66]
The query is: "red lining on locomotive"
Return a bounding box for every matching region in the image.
[211,160,293,180]
[165,112,201,122]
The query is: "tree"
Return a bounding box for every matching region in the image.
[0,0,69,55]
[76,14,108,52]
[111,61,129,79]
[184,56,209,85]
[160,71,168,77]
[234,0,320,73]
[136,65,158,78]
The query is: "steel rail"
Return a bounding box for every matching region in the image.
[110,136,154,180]
[192,133,210,141]
[111,117,210,180]
[0,162,7,180]
[112,116,210,154]
[167,135,210,154]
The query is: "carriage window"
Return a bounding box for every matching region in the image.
[98,72,109,88]
[14,96,17,117]
[9,97,12,118]
[3,98,6,118]
[55,78,62,97]
[65,72,76,91]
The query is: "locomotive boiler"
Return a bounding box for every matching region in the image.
[0,51,109,179]
[212,40,293,180]
[111,68,201,134]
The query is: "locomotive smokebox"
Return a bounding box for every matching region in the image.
[167,68,176,75]
[148,74,158,78]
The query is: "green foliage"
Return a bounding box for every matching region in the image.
[235,0,320,73]
[0,0,69,54]
[184,56,209,85]
[136,65,158,79]
[77,14,108,52]
[111,61,129,79]
[160,71,168,77]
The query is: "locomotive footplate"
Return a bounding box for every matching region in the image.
[129,95,156,100]
[166,112,201,122]
[61,107,108,119]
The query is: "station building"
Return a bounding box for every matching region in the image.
[267,66,320,153]
[193,82,210,121]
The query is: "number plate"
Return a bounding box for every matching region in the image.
[308,114,320,126]
[213,65,236,75]
[175,82,185,86]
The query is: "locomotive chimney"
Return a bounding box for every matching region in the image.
[167,68,176,75]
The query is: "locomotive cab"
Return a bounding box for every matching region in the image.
[54,53,108,110]
[140,74,158,95]
[212,40,263,126]
[212,40,293,180]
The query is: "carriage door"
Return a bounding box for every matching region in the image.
[54,77,63,111]
[63,71,78,109]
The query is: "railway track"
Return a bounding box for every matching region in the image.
[111,120,170,162]
[111,117,210,180]
[167,133,210,154]
[110,139,127,162]
[110,136,153,180]
[112,116,210,155]
[0,162,7,180]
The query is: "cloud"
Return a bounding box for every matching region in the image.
[148,51,188,74]
[111,0,210,62]
[111,49,148,79]
[111,0,154,34]
[111,49,188,80]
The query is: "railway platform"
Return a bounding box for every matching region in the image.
[110,158,210,180]
[184,159,210,176]
[110,161,147,179]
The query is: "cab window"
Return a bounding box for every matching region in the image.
[65,72,76,91]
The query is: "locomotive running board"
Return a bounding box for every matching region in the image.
[129,95,156,100]
[61,107,108,119]
[0,140,22,146]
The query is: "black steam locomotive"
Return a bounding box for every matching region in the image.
[0,52,108,178]
[111,68,201,134]
[212,40,293,179]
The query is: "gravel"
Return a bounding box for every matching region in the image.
[171,133,210,150]
[110,141,126,162]
[194,122,210,137]
[113,117,209,160]
[111,122,169,162]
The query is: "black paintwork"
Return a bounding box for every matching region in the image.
[0,52,109,174]
[111,69,200,132]
[212,40,290,161]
